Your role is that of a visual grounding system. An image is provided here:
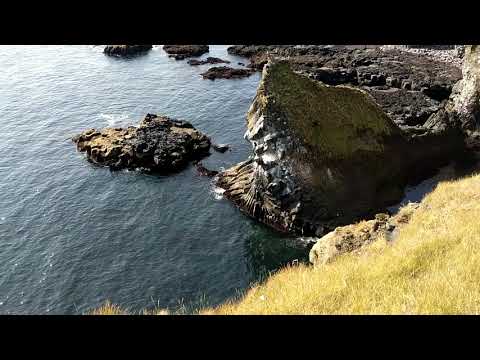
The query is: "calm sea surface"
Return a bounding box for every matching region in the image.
[2,45,475,314]
[0,45,312,314]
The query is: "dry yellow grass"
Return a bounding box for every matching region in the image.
[88,301,170,315]
[203,172,480,314]
[89,301,128,315]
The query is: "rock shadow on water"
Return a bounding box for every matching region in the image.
[244,224,314,284]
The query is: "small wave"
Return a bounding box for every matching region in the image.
[88,45,105,53]
[211,185,226,200]
[99,113,130,127]
[294,237,318,247]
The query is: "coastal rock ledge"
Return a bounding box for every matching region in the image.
[73,114,211,172]
[216,60,465,236]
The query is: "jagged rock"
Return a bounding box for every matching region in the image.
[194,162,218,177]
[216,61,465,235]
[73,114,211,172]
[213,143,230,153]
[448,45,480,132]
[309,203,419,266]
[187,57,230,66]
[104,45,152,56]
[163,45,209,60]
[201,66,255,80]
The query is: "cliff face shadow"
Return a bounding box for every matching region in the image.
[389,153,480,213]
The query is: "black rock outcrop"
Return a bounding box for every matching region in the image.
[73,114,211,172]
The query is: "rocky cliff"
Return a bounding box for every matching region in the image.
[217,60,465,236]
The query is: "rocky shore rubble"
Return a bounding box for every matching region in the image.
[380,45,465,68]
[73,114,211,172]
[228,45,464,132]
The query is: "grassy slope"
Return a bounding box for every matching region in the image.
[203,172,480,315]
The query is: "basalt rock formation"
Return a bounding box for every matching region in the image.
[104,45,152,57]
[201,66,255,80]
[73,114,211,172]
[188,57,230,66]
[163,45,209,60]
[216,61,465,236]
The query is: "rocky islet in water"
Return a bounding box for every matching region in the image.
[163,45,209,60]
[200,66,256,80]
[103,45,153,57]
[187,57,231,66]
[73,114,211,172]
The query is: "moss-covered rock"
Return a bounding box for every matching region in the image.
[217,61,465,236]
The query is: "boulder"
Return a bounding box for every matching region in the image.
[216,61,465,235]
[104,45,152,56]
[309,203,419,266]
[73,114,211,172]
[213,143,230,153]
[163,45,209,60]
[200,66,255,80]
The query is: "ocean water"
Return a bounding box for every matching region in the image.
[0,45,314,314]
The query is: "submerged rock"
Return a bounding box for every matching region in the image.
[216,61,465,235]
[194,162,219,177]
[163,45,209,60]
[187,57,230,66]
[104,45,152,56]
[309,203,419,266]
[201,66,255,80]
[73,114,211,172]
[213,143,230,153]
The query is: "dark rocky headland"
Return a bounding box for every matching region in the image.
[216,45,479,237]
[73,114,211,172]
